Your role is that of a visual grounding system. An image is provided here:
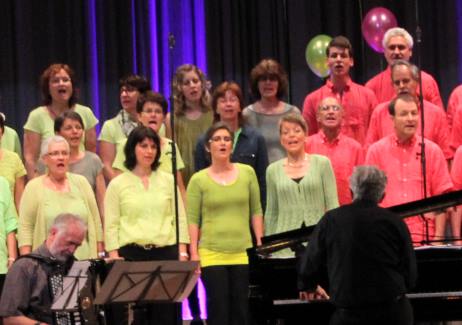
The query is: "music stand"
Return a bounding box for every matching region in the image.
[94,260,199,305]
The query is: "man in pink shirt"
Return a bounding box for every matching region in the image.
[365,27,443,108]
[448,86,462,152]
[366,93,453,245]
[306,97,364,205]
[303,36,378,145]
[366,60,451,159]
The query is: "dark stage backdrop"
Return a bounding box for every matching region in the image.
[205,0,461,110]
[0,0,460,141]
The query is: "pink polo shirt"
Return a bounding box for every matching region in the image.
[451,145,462,190]
[302,78,378,145]
[365,67,443,109]
[306,131,364,205]
[450,105,462,153]
[366,135,453,244]
[365,100,452,159]
[447,84,462,131]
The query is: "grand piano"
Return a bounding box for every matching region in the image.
[248,190,462,324]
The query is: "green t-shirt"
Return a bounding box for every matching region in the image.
[187,163,262,254]
[23,104,98,150]
[0,149,26,195]
[0,177,17,274]
[1,126,22,158]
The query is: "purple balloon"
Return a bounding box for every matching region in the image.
[362,7,398,53]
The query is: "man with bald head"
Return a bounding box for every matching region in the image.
[365,27,443,108]
[306,97,363,205]
[303,36,378,145]
[366,60,451,159]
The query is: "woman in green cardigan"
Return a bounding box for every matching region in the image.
[265,113,339,257]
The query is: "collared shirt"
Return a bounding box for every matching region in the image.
[195,125,269,209]
[451,145,462,190]
[365,66,443,108]
[366,135,453,244]
[450,104,462,153]
[446,84,462,131]
[0,244,68,324]
[302,78,378,145]
[298,200,416,308]
[366,100,452,159]
[306,131,364,205]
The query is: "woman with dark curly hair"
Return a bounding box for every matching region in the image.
[166,64,213,185]
[23,63,98,179]
[243,59,300,163]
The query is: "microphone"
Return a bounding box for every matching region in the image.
[168,33,175,50]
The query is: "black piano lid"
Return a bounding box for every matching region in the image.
[256,189,462,255]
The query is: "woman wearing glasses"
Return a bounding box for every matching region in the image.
[243,59,300,163]
[18,136,103,259]
[187,122,263,325]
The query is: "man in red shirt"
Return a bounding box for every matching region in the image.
[365,27,443,108]
[306,97,364,205]
[366,93,453,245]
[366,60,451,159]
[303,36,378,145]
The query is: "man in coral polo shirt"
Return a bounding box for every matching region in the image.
[306,97,364,205]
[365,60,451,159]
[365,27,443,108]
[303,36,377,145]
[366,93,453,245]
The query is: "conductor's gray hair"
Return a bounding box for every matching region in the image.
[349,165,387,202]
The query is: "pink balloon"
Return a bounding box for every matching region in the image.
[362,7,398,53]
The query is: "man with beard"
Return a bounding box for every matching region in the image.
[365,27,443,108]
[303,36,378,145]
[365,60,450,159]
[0,214,86,325]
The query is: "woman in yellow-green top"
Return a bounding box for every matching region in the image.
[187,122,264,325]
[166,64,213,185]
[0,115,26,213]
[18,136,103,260]
[23,63,98,180]
[105,125,189,325]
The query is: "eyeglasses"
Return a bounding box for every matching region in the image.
[142,109,164,115]
[259,75,278,82]
[209,136,232,143]
[320,105,341,112]
[47,150,70,157]
[50,77,71,84]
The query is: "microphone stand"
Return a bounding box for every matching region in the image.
[415,0,430,245]
[168,33,181,258]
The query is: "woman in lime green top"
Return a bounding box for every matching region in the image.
[166,64,213,185]
[105,126,189,324]
[265,113,339,257]
[18,136,104,260]
[0,115,26,213]
[187,122,264,325]
[23,63,98,180]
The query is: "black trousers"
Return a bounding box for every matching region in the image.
[201,264,249,325]
[105,244,181,325]
[330,296,413,325]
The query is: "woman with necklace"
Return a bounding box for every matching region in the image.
[166,64,213,186]
[18,136,103,259]
[265,113,339,257]
[23,63,99,180]
[187,122,263,325]
[99,74,151,182]
[243,59,300,163]
[105,125,189,325]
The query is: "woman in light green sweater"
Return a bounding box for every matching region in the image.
[187,122,263,325]
[265,113,339,257]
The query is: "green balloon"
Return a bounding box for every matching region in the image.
[305,34,332,78]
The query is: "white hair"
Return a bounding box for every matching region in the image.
[50,213,87,235]
[350,165,387,202]
[40,135,69,159]
[382,27,414,50]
